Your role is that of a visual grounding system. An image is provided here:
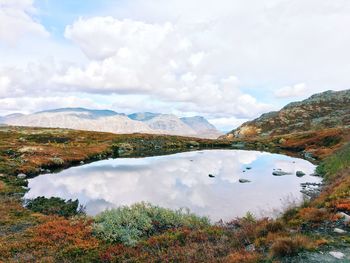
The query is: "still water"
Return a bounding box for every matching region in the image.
[25,150,321,221]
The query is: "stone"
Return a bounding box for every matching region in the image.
[329,251,345,259]
[245,244,255,252]
[272,171,292,176]
[208,174,215,178]
[334,228,347,234]
[296,171,306,177]
[17,173,27,179]
[80,161,84,164]
[239,179,251,183]
[246,166,252,170]
[0,173,5,177]
[338,212,350,223]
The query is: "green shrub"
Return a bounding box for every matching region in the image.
[25,196,85,217]
[93,202,210,246]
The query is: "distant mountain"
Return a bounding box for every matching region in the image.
[181,116,223,138]
[1,108,222,139]
[4,110,154,134]
[145,114,197,136]
[224,89,350,139]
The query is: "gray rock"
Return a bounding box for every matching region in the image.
[338,212,350,223]
[334,228,347,234]
[0,173,5,177]
[296,171,306,177]
[245,244,255,252]
[239,179,251,183]
[329,251,345,259]
[17,173,27,179]
[80,161,84,164]
[272,170,292,176]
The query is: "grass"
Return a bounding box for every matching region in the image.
[316,142,350,181]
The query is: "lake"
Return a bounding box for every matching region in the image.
[24,150,321,221]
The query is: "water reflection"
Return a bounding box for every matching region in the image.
[25,150,321,221]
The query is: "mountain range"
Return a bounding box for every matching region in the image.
[224,89,350,139]
[0,108,222,139]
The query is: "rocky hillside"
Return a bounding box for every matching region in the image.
[225,89,350,139]
[1,108,222,139]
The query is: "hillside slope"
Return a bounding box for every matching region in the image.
[225,90,350,139]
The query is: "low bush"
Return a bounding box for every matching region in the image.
[298,207,329,223]
[25,196,85,217]
[93,202,210,246]
[270,235,314,258]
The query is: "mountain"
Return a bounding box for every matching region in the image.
[181,116,223,138]
[4,109,154,134]
[144,114,197,136]
[1,108,222,138]
[225,89,350,139]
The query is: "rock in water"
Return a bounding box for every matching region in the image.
[272,171,292,176]
[239,179,251,183]
[296,171,306,177]
[208,174,215,178]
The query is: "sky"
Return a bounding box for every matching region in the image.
[0,0,349,131]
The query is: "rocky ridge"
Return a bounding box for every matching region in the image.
[225,89,350,139]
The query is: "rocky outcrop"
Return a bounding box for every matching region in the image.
[225,90,350,139]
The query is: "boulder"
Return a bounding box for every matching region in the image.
[296,171,306,177]
[338,212,350,223]
[334,228,347,234]
[272,171,292,176]
[329,251,345,259]
[17,173,27,179]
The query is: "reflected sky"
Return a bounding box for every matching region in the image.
[25,150,321,221]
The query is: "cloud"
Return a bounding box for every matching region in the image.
[274,83,307,98]
[0,95,104,115]
[1,0,350,125]
[53,17,272,118]
[0,0,49,44]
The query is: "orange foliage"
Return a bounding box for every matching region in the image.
[225,251,263,263]
[298,208,329,223]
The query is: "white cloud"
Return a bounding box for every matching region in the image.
[0,96,104,115]
[274,83,307,98]
[0,0,49,44]
[54,17,272,118]
[1,0,350,127]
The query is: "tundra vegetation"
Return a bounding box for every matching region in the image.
[0,126,349,262]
